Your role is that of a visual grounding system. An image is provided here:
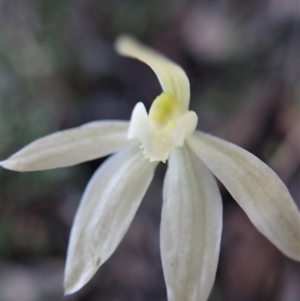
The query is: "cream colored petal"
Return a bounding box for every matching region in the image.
[64,146,157,294]
[161,145,222,301]
[0,121,136,171]
[115,36,190,108]
[127,102,151,140]
[188,131,300,261]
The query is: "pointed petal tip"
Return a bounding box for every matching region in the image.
[63,289,72,297]
[0,159,13,171]
[0,159,28,172]
[64,283,79,297]
[63,282,73,296]
[63,273,87,296]
[114,35,136,54]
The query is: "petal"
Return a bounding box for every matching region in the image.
[127,102,151,140]
[115,36,190,108]
[161,145,222,301]
[0,121,136,171]
[188,131,300,261]
[64,146,158,295]
[174,111,198,146]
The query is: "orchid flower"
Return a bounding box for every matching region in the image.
[1,36,299,301]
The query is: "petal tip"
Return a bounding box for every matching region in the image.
[0,158,28,172]
[115,35,136,55]
[64,285,77,296]
[64,283,80,297]
[63,289,73,297]
[63,273,86,296]
[0,159,13,170]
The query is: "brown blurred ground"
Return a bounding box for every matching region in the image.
[0,0,299,300]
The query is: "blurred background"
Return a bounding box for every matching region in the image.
[0,0,299,300]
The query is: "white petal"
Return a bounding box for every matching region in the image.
[0,121,135,171]
[127,102,151,140]
[115,36,190,108]
[188,131,300,261]
[161,145,222,301]
[174,111,198,146]
[64,146,158,294]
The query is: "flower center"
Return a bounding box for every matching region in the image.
[149,92,187,130]
[128,92,198,162]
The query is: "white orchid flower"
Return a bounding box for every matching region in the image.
[1,36,299,301]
